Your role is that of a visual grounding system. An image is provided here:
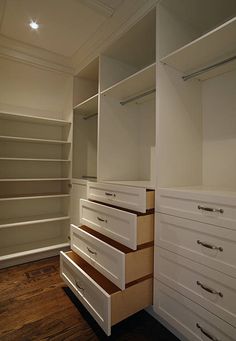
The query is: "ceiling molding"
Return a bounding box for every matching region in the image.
[0,34,74,74]
[72,0,159,74]
[79,0,114,17]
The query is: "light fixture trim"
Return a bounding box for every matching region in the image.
[29,20,39,30]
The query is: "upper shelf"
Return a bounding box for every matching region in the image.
[101,63,156,102]
[161,17,236,81]
[73,93,98,116]
[0,111,71,126]
[0,135,71,145]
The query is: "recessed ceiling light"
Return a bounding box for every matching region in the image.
[29,20,39,30]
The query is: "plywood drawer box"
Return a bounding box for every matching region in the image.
[80,199,154,250]
[156,213,236,278]
[158,187,236,230]
[71,224,153,290]
[155,248,236,327]
[87,182,154,213]
[154,281,236,341]
[60,251,153,336]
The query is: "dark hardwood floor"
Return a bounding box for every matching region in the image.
[0,256,179,340]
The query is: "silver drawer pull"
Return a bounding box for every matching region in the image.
[87,247,97,255]
[196,323,220,341]
[197,281,223,297]
[105,192,116,197]
[197,240,223,252]
[97,216,107,223]
[198,205,224,214]
[75,281,84,291]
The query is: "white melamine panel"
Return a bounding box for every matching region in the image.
[154,281,236,341]
[158,187,236,231]
[60,251,111,335]
[155,248,236,327]
[71,224,125,289]
[80,199,137,249]
[74,94,98,115]
[71,181,87,226]
[155,213,236,278]
[87,182,148,213]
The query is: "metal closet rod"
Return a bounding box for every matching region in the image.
[183,54,236,81]
[120,88,156,106]
[82,113,98,120]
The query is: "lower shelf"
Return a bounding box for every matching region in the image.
[0,214,70,229]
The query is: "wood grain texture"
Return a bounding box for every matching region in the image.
[0,256,179,340]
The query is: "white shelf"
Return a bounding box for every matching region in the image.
[0,135,71,145]
[104,180,155,190]
[0,178,70,182]
[0,193,70,201]
[0,111,71,126]
[0,157,70,162]
[101,63,156,101]
[0,214,70,229]
[0,240,70,261]
[161,17,236,80]
[73,93,98,115]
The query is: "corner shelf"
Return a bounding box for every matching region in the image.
[0,214,70,229]
[0,157,70,162]
[0,178,70,182]
[101,63,156,102]
[0,193,70,201]
[0,135,71,145]
[0,111,71,126]
[161,17,236,80]
[73,93,98,116]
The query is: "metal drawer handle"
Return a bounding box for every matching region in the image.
[197,240,223,252]
[196,323,220,341]
[75,281,84,291]
[197,281,223,297]
[87,247,97,255]
[97,216,107,223]
[105,192,116,197]
[198,205,224,214]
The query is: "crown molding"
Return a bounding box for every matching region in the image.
[80,0,114,17]
[72,0,159,74]
[0,35,74,74]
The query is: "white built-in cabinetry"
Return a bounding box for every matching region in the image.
[155,1,236,340]
[0,112,72,268]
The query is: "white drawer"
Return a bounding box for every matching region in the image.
[87,182,154,213]
[154,281,236,341]
[155,248,236,327]
[60,251,153,336]
[158,188,236,231]
[156,213,236,278]
[71,224,153,290]
[80,199,154,250]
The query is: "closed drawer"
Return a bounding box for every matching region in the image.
[87,182,154,213]
[158,188,236,230]
[71,224,153,290]
[80,199,154,250]
[156,213,236,278]
[60,251,153,336]
[154,281,236,341]
[155,248,236,327]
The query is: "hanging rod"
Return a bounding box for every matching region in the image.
[120,88,156,106]
[82,113,98,120]
[183,55,236,81]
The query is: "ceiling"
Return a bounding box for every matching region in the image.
[0,0,124,57]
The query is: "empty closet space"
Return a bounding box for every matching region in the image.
[156,0,236,193]
[98,9,156,187]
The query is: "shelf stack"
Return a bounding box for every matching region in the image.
[0,111,72,268]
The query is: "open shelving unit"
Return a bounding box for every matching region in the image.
[0,111,72,268]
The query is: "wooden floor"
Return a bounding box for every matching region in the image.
[0,256,179,340]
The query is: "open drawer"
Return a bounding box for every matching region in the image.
[60,251,153,336]
[87,182,154,213]
[71,224,153,289]
[80,199,154,250]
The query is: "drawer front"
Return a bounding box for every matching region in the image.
[158,188,236,230]
[154,281,236,341]
[155,248,236,327]
[71,224,125,289]
[80,199,137,250]
[87,182,149,213]
[60,251,111,335]
[156,213,236,278]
